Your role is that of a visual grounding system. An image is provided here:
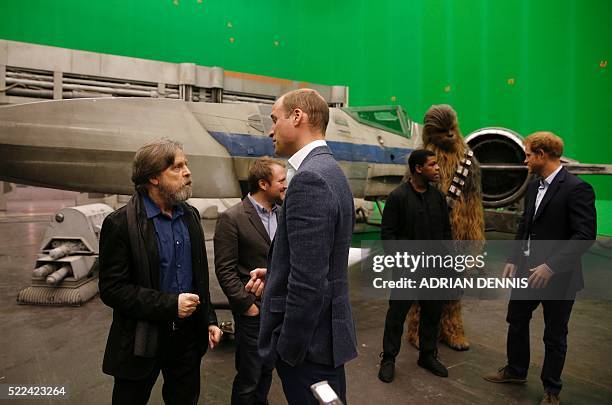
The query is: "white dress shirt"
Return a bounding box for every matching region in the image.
[534,164,563,217]
[525,164,563,256]
[286,139,327,185]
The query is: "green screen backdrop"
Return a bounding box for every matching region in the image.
[1,0,610,234]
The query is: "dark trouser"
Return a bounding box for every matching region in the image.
[111,320,201,405]
[506,299,574,394]
[276,359,346,405]
[382,299,444,360]
[232,314,273,405]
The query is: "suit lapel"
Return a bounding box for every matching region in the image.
[521,181,538,237]
[243,198,272,245]
[533,168,565,222]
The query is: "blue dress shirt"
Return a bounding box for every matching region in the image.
[143,194,193,293]
[247,193,279,240]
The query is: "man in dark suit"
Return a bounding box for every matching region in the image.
[214,157,287,405]
[483,132,597,405]
[99,139,222,405]
[254,88,358,405]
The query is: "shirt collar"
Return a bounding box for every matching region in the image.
[142,193,184,219]
[247,193,278,214]
[542,165,563,187]
[287,139,327,171]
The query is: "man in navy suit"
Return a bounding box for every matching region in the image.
[484,132,597,405]
[253,88,358,405]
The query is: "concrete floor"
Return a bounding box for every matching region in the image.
[1,197,611,404]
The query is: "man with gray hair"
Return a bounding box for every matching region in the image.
[99,138,222,405]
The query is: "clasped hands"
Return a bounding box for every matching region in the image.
[502,262,554,288]
[178,293,223,349]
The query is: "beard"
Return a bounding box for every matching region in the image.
[527,164,541,176]
[159,179,192,206]
[273,194,284,206]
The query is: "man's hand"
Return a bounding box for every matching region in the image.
[208,325,223,349]
[502,263,517,278]
[245,268,267,297]
[528,264,553,289]
[243,303,260,317]
[178,293,200,318]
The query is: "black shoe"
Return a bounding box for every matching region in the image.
[418,352,448,377]
[378,353,395,383]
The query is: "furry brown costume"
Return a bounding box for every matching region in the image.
[406,104,485,351]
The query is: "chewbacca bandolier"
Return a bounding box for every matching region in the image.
[406,104,485,351]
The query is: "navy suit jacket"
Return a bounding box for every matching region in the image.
[258,145,358,368]
[509,167,597,296]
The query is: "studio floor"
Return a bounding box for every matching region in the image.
[1,195,611,405]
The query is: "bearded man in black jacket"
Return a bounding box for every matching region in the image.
[99,139,222,405]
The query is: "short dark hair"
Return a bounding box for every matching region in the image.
[132,138,183,194]
[408,149,436,174]
[248,157,285,194]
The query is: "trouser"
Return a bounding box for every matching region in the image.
[111,319,201,405]
[382,299,444,359]
[231,313,273,405]
[276,359,346,405]
[506,299,574,394]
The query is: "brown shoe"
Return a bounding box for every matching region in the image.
[541,392,560,405]
[483,366,527,384]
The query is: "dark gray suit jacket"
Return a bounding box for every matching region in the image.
[214,198,272,314]
[258,145,358,368]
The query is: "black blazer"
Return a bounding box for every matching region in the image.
[381,182,452,241]
[509,167,597,295]
[99,194,217,380]
[214,197,273,314]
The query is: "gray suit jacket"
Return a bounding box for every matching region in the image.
[214,198,272,314]
[258,145,358,368]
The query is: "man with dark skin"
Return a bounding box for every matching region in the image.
[378,149,452,382]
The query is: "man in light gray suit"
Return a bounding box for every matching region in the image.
[252,88,358,405]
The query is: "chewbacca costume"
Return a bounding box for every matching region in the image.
[405,104,485,351]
